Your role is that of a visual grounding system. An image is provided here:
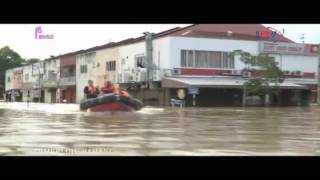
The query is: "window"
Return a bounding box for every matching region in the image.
[222,52,228,68]
[180,50,234,68]
[195,51,209,67]
[24,74,29,81]
[106,61,116,71]
[187,50,194,67]
[80,65,87,74]
[135,55,146,68]
[7,77,10,82]
[181,50,187,67]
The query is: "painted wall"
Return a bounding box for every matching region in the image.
[168,36,318,80]
[44,89,52,103]
[270,54,318,75]
[21,64,38,102]
[95,47,120,87]
[60,55,76,66]
[75,52,97,103]
[43,58,60,103]
[44,58,60,79]
[118,41,145,83]
[11,67,24,90]
[5,69,13,91]
[118,37,170,82]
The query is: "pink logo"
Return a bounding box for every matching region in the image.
[35,26,54,39]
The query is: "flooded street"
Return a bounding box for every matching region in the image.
[0,102,320,156]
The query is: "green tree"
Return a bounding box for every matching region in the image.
[0,46,26,96]
[231,50,284,106]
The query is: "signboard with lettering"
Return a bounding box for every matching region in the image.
[188,86,199,95]
[259,41,305,55]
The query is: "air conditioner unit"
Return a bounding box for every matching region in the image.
[136,71,147,82]
[172,68,181,75]
[283,70,291,76]
[231,70,241,75]
[153,70,161,81]
[163,69,172,77]
[242,71,252,78]
[123,73,132,83]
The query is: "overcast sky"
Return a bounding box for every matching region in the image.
[0,24,319,60]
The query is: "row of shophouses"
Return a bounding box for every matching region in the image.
[4,24,320,106]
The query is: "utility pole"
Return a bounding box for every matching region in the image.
[144,32,153,89]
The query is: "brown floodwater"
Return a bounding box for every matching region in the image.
[0,102,320,156]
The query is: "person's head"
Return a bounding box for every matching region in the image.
[88,80,93,86]
[105,81,112,86]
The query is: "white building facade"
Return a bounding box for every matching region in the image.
[75,51,97,103]
[43,58,60,103]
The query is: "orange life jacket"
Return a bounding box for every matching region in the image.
[88,85,96,95]
[101,85,115,94]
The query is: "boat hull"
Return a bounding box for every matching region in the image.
[89,101,135,112]
[80,94,143,112]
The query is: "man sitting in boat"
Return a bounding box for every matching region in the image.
[100,81,116,94]
[84,80,100,99]
[99,80,131,98]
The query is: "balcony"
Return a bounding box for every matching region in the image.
[59,76,76,86]
[22,82,33,89]
[43,81,58,88]
[43,73,58,88]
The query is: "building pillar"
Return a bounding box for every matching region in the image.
[278,90,282,106]
[242,86,246,106]
[265,93,270,106]
[162,88,170,107]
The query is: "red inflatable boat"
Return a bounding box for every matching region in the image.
[80,94,143,112]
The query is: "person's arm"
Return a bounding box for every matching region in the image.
[99,87,104,95]
[84,86,89,94]
[96,87,100,95]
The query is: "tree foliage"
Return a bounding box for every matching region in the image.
[231,50,284,97]
[0,46,26,92]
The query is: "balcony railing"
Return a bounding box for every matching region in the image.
[59,76,76,86]
[43,81,58,88]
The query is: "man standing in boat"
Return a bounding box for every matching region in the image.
[84,80,100,99]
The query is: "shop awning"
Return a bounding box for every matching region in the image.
[162,76,308,90]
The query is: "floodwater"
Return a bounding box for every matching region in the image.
[0,102,320,156]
